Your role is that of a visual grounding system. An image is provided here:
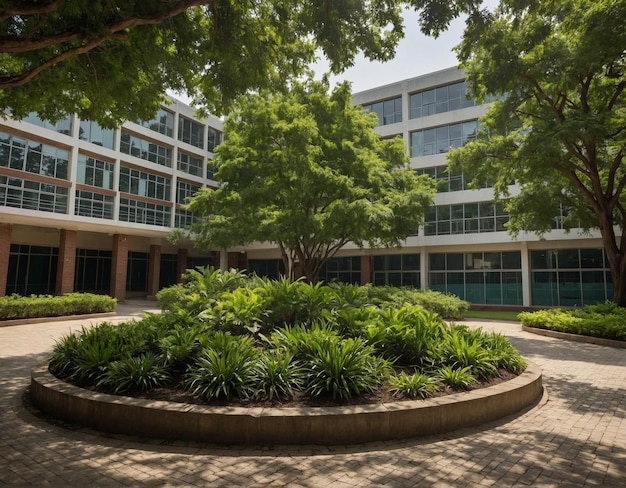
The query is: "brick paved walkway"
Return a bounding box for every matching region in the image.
[1,302,625,487]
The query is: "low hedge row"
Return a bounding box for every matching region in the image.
[0,293,116,321]
[518,302,626,341]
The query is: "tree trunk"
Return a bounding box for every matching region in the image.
[597,217,626,307]
[610,251,626,307]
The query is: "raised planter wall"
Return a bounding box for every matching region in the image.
[31,363,542,445]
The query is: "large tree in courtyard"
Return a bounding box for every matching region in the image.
[181,80,435,282]
[0,0,492,125]
[447,0,626,306]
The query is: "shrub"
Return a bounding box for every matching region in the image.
[389,372,440,399]
[437,365,476,390]
[304,336,391,400]
[184,333,259,400]
[435,327,498,380]
[519,304,626,341]
[0,293,116,320]
[98,352,170,394]
[365,286,469,320]
[254,351,305,401]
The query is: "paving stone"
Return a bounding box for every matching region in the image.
[1,303,626,486]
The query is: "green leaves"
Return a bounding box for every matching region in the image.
[185,80,434,282]
[451,0,626,305]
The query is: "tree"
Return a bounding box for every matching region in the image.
[181,80,435,282]
[0,0,410,124]
[447,0,626,306]
[0,0,492,125]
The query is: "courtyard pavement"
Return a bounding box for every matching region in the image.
[1,301,625,487]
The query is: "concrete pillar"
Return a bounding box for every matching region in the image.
[520,241,531,307]
[55,229,77,295]
[220,249,228,271]
[360,255,372,285]
[0,224,12,296]
[177,248,188,283]
[147,244,161,298]
[420,248,428,290]
[110,234,128,302]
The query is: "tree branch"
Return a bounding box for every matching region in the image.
[0,0,212,89]
[0,1,58,23]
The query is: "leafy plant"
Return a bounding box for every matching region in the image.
[254,351,305,401]
[0,293,116,320]
[184,333,259,400]
[98,352,170,394]
[304,337,390,400]
[389,372,440,399]
[437,327,498,380]
[437,365,476,390]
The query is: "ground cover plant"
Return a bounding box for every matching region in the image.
[48,268,526,404]
[518,303,626,342]
[0,293,116,321]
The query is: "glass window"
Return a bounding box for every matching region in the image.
[76,155,114,189]
[178,116,205,149]
[120,132,172,167]
[177,152,204,177]
[138,108,174,137]
[119,166,170,201]
[410,121,479,157]
[362,96,402,126]
[79,120,115,149]
[23,113,72,135]
[410,81,476,120]
[207,127,222,152]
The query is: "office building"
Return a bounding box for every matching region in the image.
[0,68,616,307]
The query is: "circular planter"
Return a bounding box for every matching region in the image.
[30,362,542,445]
[522,326,626,349]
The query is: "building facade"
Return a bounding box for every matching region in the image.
[0,98,232,302]
[0,67,618,307]
[246,67,616,308]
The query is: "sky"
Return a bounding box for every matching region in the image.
[311,8,469,94]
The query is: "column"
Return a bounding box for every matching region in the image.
[55,229,77,295]
[420,248,428,290]
[220,249,229,271]
[110,234,128,302]
[177,248,188,283]
[360,255,372,285]
[520,241,531,307]
[0,224,12,296]
[147,244,161,298]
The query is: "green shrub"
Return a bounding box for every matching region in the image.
[184,333,259,400]
[98,352,170,394]
[254,351,305,401]
[389,372,440,399]
[0,293,116,320]
[48,272,528,404]
[435,327,498,380]
[304,336,391,400]
[365,286,469,320]
[437,365,476,390]
[519,304,626,341]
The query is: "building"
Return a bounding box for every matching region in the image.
[0,67,617,307]
[0,98,231,302]
[246,67,616,308]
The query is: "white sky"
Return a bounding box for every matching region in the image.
[312,8,468,94]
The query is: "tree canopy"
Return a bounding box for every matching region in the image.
[448,0,626,305]
[0,0,488,125]
[181,80,435,282]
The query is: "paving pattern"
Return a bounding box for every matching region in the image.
[1,301,625,487]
